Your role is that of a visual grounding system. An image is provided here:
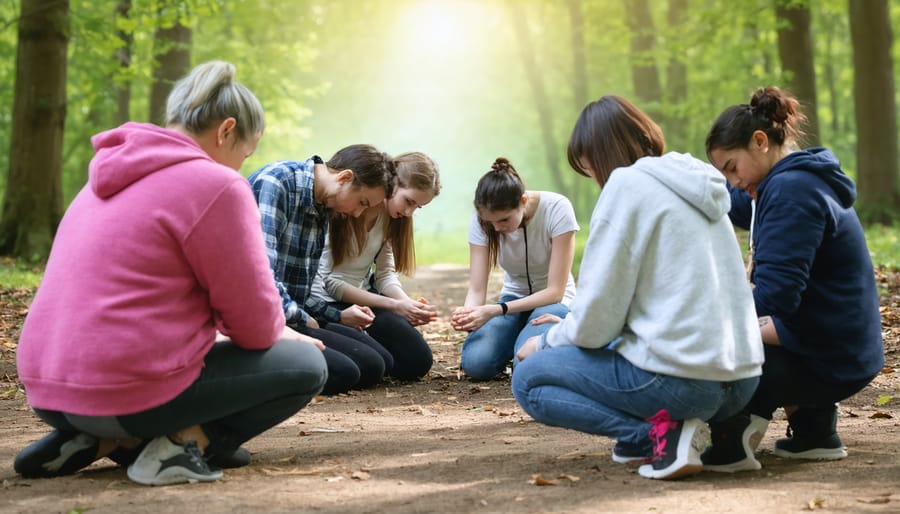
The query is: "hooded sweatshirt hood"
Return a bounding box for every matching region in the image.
[763,147,856,208]
[632,152,731,221]
[90,122,210,198]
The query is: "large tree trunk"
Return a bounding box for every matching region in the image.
[148,16,191,126]
[849,0,899,222]
[623,0,662,120]
[506,0,567,196]
[0,0,69,260]
[775,1,820,146]
[114,0,133,125]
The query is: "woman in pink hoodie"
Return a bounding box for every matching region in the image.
[13,61,328,486]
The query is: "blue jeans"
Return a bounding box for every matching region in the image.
[511,345,758,449]
[460,295,569,380]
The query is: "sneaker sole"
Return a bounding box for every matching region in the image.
[772,446,847,460]
[127,465,224,486]
[638,419,708,480]
[612,453,650,465]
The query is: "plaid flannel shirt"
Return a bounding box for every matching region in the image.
[248,157,343,326]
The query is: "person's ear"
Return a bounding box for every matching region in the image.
[336,169,355,185]
[216,118,237,147]
[520,193,528,207]
[751,130,769,153]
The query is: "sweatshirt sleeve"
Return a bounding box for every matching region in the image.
[184,179,284,349]
[727,185,753,230]
[541,191,639,350]
[751,185,824,318]
[373,241,403,293]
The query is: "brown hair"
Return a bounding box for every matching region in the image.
[474,157,525,267]
[329,152,441,276]
[705,86,807,156]
[567,95,665,187]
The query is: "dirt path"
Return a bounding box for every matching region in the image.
[1,264,898,513]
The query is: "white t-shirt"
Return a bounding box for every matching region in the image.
[468,191,579,304]
[311,209,403,303]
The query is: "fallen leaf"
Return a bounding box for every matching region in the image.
[806,497,826,510]
[558,473,580,482]
[529,474,559,486]
[351,470,370,480]
[870,411,893,419]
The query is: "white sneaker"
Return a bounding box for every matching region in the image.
[127,436,223,486]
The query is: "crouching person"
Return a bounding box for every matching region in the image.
[13,61,327,486]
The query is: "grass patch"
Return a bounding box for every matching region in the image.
[865,223,900,269]
[0,257,42,289]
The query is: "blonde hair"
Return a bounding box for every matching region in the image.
[165,60,265,142]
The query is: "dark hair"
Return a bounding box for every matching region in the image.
[326,144,396,198]
[705,86,807,156]
[474,157,525,267]
[327,144,395,266]
[567,95,665,187]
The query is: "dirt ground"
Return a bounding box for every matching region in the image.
[0,264,898,514]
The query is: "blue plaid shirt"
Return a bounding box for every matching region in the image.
[248,157,342,326]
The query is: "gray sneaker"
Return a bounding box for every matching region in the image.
[127,436,223,486]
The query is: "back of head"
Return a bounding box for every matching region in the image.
[327,144,395,196]
[166,61,265,142]
[567,95,665,187]
[474,157,525,213]
[393,152,442,197]
[705,86,807,155]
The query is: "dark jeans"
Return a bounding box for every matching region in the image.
[745,344,875,418]
[34,339,327,454]
[296,324,388,394]
[332,302,433,380]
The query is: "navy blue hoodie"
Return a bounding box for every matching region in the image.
[729,148,883,383]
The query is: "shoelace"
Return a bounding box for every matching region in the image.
[182,441,211,471]
[646,409,678,461]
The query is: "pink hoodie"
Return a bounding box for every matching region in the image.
[17,122,285,416]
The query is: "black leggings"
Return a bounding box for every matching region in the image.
[331,302,433,380]
[296,324,389,394]
[746,344,875,418]
[34,339,327,454]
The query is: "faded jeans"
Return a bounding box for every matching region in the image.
[512,344,758,449]
[459,294,569,380]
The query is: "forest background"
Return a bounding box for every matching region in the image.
[0,0,898,267]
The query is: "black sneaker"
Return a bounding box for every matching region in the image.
[638,410,708,480]
[14,430,99,478]
[773,433,847,460]
[206,446,251,469]
[701,414,769,473]
[127,436,224,486]
[612,441,652,464]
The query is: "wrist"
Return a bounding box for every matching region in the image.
[497,302,509,316]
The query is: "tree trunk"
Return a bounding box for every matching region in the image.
[0,0,69,260]
[849,0,899,222]
[623,0,662,120]
[148,17,191,126]
[114,0,133,125]
[505,0,567,196]
[664,0,688,149]
[775,1,820,146]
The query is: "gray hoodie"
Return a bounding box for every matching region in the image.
[541,152,763,381]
